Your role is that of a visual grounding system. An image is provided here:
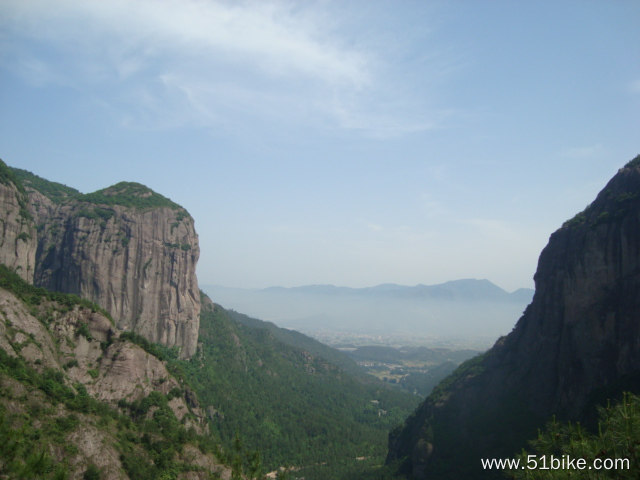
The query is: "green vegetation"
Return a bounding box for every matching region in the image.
[227,308,367,378]
[76,207,115,224]
[79,181,185,211]
[1,162,34,222]
[120,331,180,362]
[76,321,93,340]
[167,297,419,479]
[163,242,192,251]
[0,160,22,188]
[561,156,640,230]
[562,210,588,228]
[429,351,488,403]
[624,154,640,169]
[0,281,231,479]
[16,232,31,242]
[0,264,113,323]
[346,346,478,396]
[507,392,640,479]
[0,348,224,479]
[9,166,190,218]
[10,167,80,204]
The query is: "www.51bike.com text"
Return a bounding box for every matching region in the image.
[481,454,630,472]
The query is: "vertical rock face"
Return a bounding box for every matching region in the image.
[0,161,36,282]
[6,169,201,359]
[387,156,640,479]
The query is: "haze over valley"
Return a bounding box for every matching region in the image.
[203,280,534,349]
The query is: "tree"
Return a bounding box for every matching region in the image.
[507,393,640,479]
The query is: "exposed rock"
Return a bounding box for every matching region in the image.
[0,161,36,282]
[387,156,640,479]
[11,171,202,359]
[0,279,228,477]
[0,283,208,424]
[180,444,233,480]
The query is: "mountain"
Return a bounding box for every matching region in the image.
[175,294,420,478]
[0,264,230,479]
[1,159,420,479]
[4,165,200,358]
[386,155,640,478]
[263,279,532,303]
[0,163,37,282]
[226,307,368,378]
[203,281,533,345]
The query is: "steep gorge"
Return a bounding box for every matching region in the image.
[387,156,640,479]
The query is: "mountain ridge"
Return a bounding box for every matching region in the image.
[256,278,532,301]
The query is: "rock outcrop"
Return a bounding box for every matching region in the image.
[0,268,230,479]
[0,161,36,282]
[387,155,640,479]
[8,168,200,359]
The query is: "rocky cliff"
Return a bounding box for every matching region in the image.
[0,162,37,282]
[0,264,230,479]
[6,165,200,359]
[387,155,640,479]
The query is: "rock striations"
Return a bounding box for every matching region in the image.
[386,155,640,479]
[4,163,200,359]
[0,163,37,282]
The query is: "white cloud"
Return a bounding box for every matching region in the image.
[0,0,441,137]
[1,0,369,86]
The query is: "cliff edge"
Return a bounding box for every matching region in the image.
[387,155,640,479]
[6,165,200,359]
[0,162,37,282]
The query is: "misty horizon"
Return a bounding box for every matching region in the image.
[203,278,534,349]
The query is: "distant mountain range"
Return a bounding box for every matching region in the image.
[203,280,534,346]
[261,279,533,303]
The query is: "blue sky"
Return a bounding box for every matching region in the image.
[1,0,638,291]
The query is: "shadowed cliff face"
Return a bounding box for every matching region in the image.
[35,204,200,358]
[387,156,640,479]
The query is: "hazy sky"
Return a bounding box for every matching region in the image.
[1,1,638,291]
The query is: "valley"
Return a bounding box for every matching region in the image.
[342,345,479,397]
[2,4,638,479]
[2,155,640,480]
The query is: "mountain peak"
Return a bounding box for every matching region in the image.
[80,181,186,211]
[387,155,640,478]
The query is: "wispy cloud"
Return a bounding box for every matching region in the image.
[1,0,368,85]
[0,0,443,137]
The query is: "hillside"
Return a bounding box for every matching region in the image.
[386,155,640,479]
[226,308,368,378]
[0,264,231,479]
[1,159,420,479]
[346,346,479,396]
[172,295,419,479]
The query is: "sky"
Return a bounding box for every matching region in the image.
[1,0,638,292]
